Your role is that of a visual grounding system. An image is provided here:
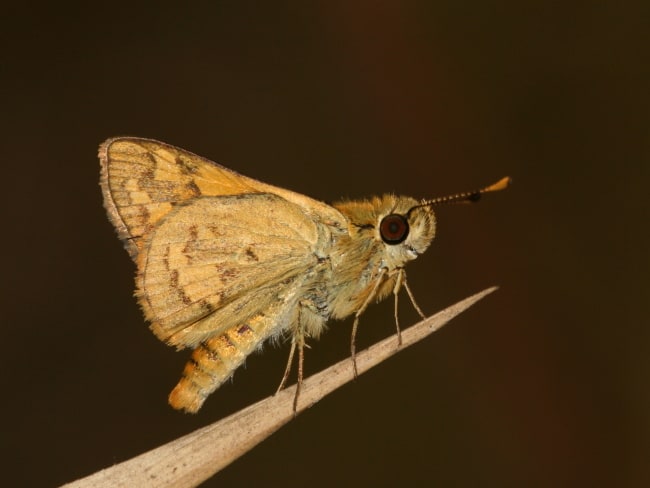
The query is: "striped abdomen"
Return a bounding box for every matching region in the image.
[168,316,271,413]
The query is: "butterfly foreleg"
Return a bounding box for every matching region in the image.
[402,274,427,319]
[392,268,405,346]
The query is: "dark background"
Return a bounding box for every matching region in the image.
[2,2,648,487]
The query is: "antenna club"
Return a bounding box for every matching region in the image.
[485,176,512,193]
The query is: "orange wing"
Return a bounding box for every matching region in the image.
[99,137,345,259]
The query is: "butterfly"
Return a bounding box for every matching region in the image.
[99,137,509,412]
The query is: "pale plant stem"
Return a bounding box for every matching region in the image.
[62,286,498,488]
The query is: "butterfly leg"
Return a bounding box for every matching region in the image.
[350,267,388,378]
[403,276,427,319]
[276,337,297,394]
[277,301,323,412]
[392,269,405,346]
[293,330,306,413]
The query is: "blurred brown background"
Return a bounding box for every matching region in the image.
[2,2,648,487]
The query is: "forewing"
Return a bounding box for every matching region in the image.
[99,137,346,259]
[137,193,322,348]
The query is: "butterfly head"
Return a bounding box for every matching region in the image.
[377,196,437,266]
[335,176,511,270]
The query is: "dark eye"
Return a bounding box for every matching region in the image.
[380,214,409,244]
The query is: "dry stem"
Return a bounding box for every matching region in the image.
[62,286,497,488]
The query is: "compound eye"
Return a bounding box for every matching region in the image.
[379,214,409,244]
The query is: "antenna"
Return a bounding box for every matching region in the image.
[415,176,511,210]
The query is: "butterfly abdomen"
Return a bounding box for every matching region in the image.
[169,322,261,413]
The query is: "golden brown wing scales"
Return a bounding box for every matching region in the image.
[137,193,322,348]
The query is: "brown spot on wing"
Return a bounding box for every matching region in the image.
[138,205,151,224]
[170,269,179,288]
[144,151,157,166]
[185,180,201,197]
[245,247,259,262]
[176,155,199,175]
[208,225,223,238]
[198,299,215,314]
[217,266,239,284]
[170,269,192,305]
[182,225,199,264]
[143,166,155,180]
[162,245,170,271]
